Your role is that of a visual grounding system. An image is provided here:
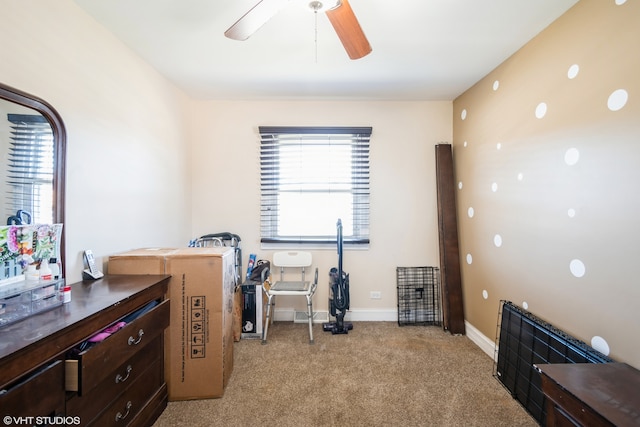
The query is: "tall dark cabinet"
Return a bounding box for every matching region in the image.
[435,143,465,334]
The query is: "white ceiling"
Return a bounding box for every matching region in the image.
[73,0,579,101]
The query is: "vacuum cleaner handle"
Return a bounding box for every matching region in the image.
[337,218,343,278]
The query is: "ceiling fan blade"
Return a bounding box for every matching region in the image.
[224,0,292,41]
[325,0,372,60]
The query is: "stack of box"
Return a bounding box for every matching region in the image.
[108,247,235,401]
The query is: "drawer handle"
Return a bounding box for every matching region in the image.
[115,401,132,422]
[127,329,144,345]
[115,365,132,384]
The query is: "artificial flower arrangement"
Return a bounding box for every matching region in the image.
[0,224,63,279]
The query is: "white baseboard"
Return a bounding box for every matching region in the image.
[271,308,398,323]
[465,320,497,360]
[347,309,398,322]
[293,310,330,324]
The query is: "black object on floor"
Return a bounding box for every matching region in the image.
[494,300,612,424]
[323,219,353,334]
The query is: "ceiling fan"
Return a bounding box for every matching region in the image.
[224,0,372,60]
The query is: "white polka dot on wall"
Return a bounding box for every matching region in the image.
[468,207,474,218]
[591,336,610,356]
[567,64,580,79]
[608,89,628,111]
[615,0,627,5]
[522,301,529,310]
[568,208,576,218]
[517,172,524,181]
[458,181,463,190]
[493,80,500,91]
[535,102,547,119]
[482,290,488,299]
[496,143,501,150]
[494,234,502,247]
[466,253,473,264]
[461,109,467,120]
[463,141,468,147]
[491,182,498,192]
[570,259,586,278]
[564,148,580,166]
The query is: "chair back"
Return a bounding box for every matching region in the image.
[273,251,312,268]
[273,251,312,282]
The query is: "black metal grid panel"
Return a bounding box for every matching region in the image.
[494,300,613,425]
[396,266,441,326]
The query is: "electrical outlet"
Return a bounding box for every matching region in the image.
[370,291,381,299]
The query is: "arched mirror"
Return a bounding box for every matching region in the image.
[0,82,66,271]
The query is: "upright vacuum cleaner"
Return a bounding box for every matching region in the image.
[323,219,353,334]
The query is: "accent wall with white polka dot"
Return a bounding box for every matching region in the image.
[453,0,639,367]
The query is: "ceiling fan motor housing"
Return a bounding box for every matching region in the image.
[309,0,341,13]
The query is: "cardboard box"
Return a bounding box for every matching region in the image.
[108,247,235,400]
[233,290,242,342]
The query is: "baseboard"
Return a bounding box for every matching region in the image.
[293,310,330,324]
[347,309,397,321]
[464,320,496,360]
[272,308,397,323]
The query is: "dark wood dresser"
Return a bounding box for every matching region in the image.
[537,362,640,427]
[0,275,170,426]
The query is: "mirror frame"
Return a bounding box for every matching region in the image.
[0,82,66,271]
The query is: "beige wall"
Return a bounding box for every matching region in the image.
[0,1,451,318]
[0,0,192,282]
[453,0,640,367]
[189,100,452,316]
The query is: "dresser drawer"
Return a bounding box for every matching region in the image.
[541,371,613,427]
[90,358,163,427]
[66,299,169,395]
[126,384,168,427]
[66,336,163,422]
[0,359,65,417]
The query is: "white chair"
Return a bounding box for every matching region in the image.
[261,251,318,344]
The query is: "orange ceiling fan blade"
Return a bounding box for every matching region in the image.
[224,0,292,41]
[325,0,372,60]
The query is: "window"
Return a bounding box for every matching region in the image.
[4,114,54,224]
[259,126,371,245]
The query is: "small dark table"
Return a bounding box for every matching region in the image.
[536,362,640,427]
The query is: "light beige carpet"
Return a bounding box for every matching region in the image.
[153,321,537,426]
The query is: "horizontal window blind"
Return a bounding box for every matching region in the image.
[260,126,371,244]
[5,114,54,224]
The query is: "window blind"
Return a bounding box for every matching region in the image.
[259,126,371,245]
[5,114,54,224]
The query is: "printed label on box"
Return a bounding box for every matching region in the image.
[190,296,206,358]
